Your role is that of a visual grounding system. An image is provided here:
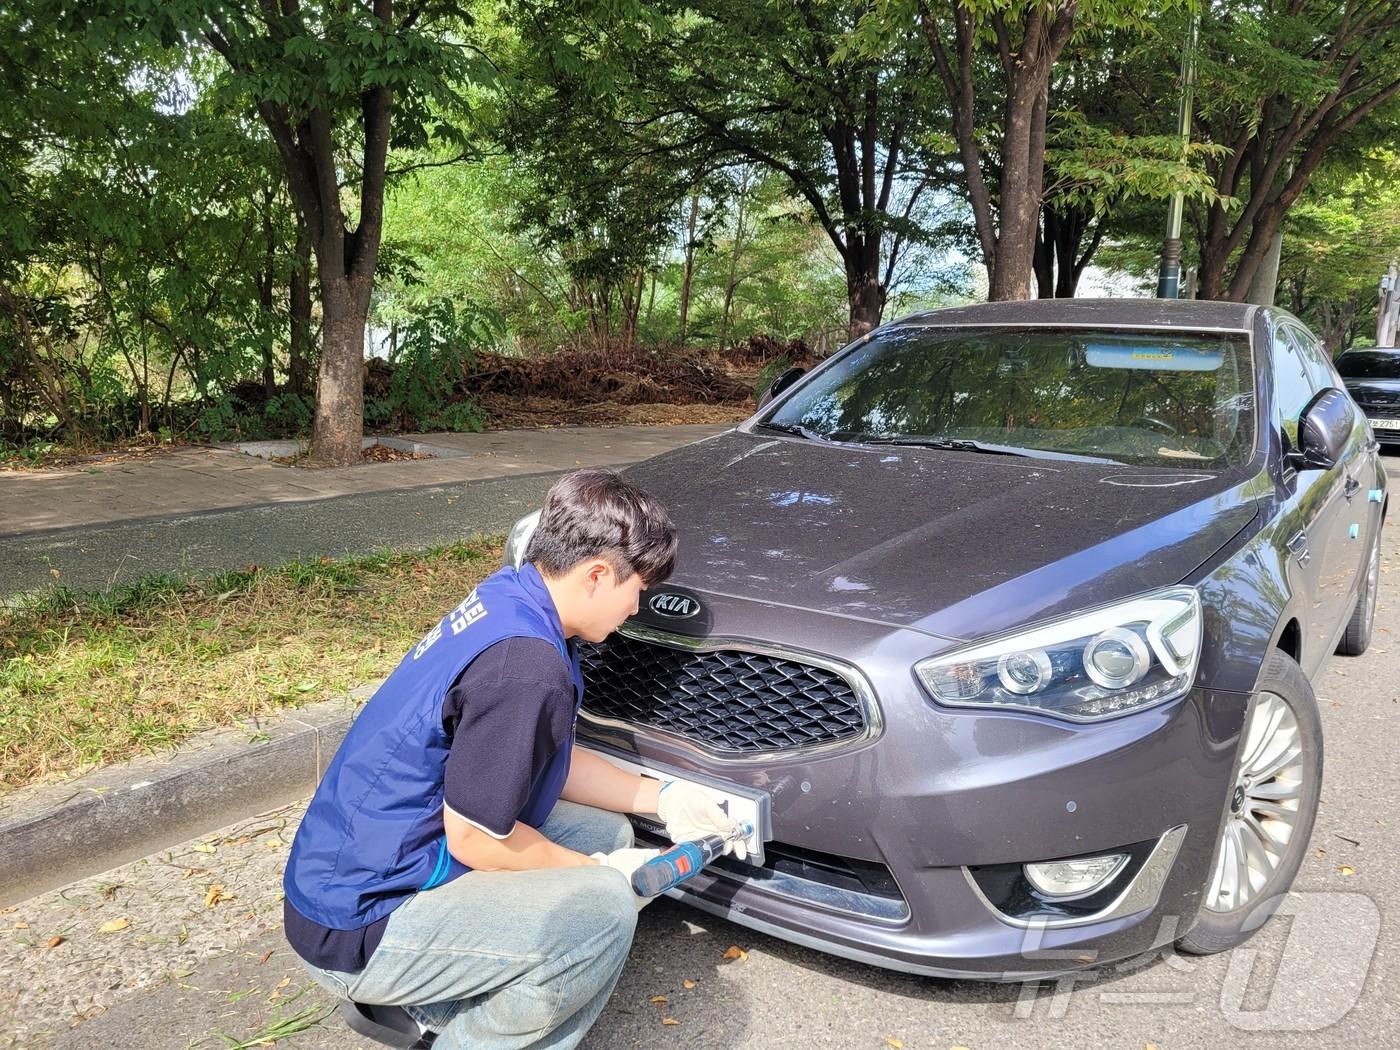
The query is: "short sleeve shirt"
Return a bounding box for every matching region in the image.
[284,636,577,972]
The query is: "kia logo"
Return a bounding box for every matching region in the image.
[649,593,701,619]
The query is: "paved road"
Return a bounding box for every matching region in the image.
[0,472,562,598]
[6,492,1398,1048]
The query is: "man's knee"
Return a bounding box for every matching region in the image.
[609,812,635,851]
[569,866,638,957]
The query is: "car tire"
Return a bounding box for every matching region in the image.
[1176,649,1323,955]
[1336,536,1381,656]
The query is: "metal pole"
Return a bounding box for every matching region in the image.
[1157,12,1200,300]
[1380,261,1400,346]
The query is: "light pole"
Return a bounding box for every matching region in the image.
[1157,12,1200,299]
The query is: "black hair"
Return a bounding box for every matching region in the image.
[524,468,678,586]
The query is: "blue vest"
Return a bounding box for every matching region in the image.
[283,563,584,931]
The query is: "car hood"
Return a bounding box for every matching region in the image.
[1343,378,1400,410]
[624,429,1262,642]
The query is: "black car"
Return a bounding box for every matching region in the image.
[1336,345,1400,445]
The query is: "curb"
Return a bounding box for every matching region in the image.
[0,687,376,907]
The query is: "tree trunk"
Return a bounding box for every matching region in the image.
[288,218,313,397]
[847,263,884,337]
[678,190,700,346]
[719,169,753,350]
[259,186,277,397]
[311,274,370,464]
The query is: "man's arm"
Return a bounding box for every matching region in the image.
[444,808,597,872]
[561,745,663,814]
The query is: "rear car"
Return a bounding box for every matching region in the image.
[505,299,1387,978]
[1336,345,1400,445]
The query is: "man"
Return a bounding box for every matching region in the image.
[282,468,740,1048]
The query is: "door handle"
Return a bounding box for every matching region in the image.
[1344,476,1361,500]
[1288,530,1311,566]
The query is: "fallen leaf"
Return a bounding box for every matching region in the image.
[182,868,209,880]
[47,936,64,948]
[1339,865,1356,876]
[885,1039,904,1049]
[265,840,282,850]
[205,885,229,908]
[650,995,667,1004]
[721,945,748,962]
[275,977,291,990]
[191,843,216,855]
[682,979,697,989]
[259,949,274,965]
[99,918,130,933]
[662,1018,680,1026]
[12,921,28,929]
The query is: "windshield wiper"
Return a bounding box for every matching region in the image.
[828,433,1116,464]
[753,420,831,442]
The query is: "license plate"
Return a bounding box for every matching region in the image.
[1369,417,1400,430]
[576,745,769,865]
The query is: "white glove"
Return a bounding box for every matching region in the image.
[590,847,662,910]
[656,781,748,861]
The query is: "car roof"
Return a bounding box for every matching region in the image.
[890,298,1259,333]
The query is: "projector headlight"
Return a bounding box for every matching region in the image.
[915,587,1202,723]
[502,510,542,569]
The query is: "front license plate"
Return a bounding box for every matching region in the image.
[1368,417,1400,429]
[576,745,769,865]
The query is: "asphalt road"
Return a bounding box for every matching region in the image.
[4,467,1399,1049]
[0,472,563,599]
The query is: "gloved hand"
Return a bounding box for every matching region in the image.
[590,847,662,910]
[656,781,748,861]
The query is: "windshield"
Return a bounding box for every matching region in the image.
[1336,349,1400,380]
[763,326,1256,469]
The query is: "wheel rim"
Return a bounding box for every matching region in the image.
[1363,541,1380,638]
[1205,692,1307,914]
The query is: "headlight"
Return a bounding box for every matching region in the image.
[915,587,1202,723]
[502,510,541,569]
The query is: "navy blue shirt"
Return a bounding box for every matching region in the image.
[284,635,578,972]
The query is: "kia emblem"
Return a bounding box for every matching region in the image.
[649,593,701,619]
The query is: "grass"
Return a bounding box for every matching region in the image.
[0,537,504,796]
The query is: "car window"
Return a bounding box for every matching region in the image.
[1271,326,1315,446]
[762,326,1255,469]
[1283,323,1342,391]
[1336,349,1400,380]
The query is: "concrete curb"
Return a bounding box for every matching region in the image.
[0,687,377,907]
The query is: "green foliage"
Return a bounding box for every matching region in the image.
[366,298,500,433]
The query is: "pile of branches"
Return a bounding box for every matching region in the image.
[719,334,819,369]
[366,343,754,406]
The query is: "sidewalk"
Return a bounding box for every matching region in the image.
[0,425,733,537]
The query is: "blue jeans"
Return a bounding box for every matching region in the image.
[298,801,637,1049]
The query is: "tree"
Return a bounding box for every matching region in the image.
[1183,2,1400,300]
[1279,153,1400,353]
[84,0,482,464]
[507,0,947,337]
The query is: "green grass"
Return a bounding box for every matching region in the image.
[0,538,505,795]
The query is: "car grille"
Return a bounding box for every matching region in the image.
[578,632,868,755]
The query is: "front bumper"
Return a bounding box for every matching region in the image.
[580,653,1252,979]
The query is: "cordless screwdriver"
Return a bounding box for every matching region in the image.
[631,822,755,897]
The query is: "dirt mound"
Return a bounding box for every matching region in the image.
[720,335,819,368]
[464,345,753,405]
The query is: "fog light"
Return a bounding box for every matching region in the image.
[997,650,1052,695]
[1083,628,1149,689]
[1024,853,1128,898]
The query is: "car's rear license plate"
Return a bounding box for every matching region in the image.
[1368,417,1400,429]
[576,745,769,865]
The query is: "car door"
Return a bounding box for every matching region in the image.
[1285,323,1377,631]
[1271,320,1344,669]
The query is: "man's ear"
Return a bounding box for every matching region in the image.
[584,559,612,588]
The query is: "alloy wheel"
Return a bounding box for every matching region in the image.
[1204,692,1307,913]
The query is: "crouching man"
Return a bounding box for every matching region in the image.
[282,468,739,1048]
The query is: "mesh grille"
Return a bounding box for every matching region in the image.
[578,633,867,754]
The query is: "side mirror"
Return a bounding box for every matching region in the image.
[1289,388,1354,472]
[757,366,806,411]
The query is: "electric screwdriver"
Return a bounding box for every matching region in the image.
[631,822,754,897]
